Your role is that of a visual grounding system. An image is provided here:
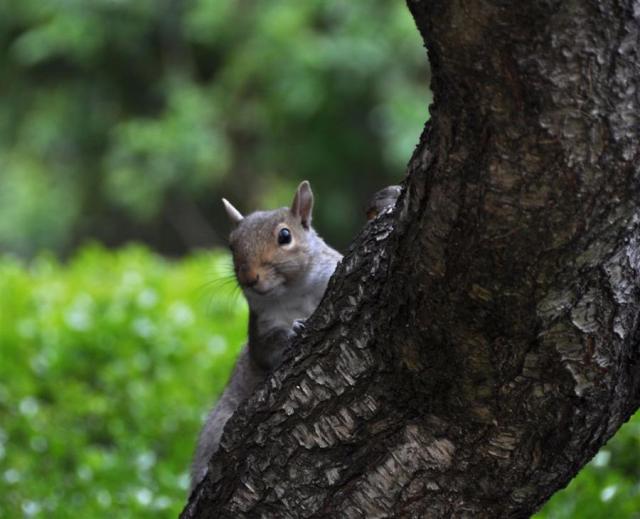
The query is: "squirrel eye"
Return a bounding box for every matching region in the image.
[278,228,292,245]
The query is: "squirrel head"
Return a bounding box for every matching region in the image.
[222,181,316,298]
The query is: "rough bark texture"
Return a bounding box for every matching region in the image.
[182,1,640,517]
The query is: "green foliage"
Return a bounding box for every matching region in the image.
[0,0,429,256]
[0,246,246,517]
[1,246,639,517]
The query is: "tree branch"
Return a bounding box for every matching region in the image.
[182,1,640,516]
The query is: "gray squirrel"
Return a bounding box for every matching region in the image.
[189,180,401,492]
[190,181,342,491]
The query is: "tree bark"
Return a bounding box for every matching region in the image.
[182,1,640,517]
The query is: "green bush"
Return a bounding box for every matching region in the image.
[0,245,246,517]
[1,246,638,517]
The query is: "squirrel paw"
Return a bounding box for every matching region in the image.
[292,319,306,334]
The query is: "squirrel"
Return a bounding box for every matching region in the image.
[190,180,342,491]
[189,181,401,492]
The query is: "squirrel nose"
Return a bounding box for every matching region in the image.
[245,273,260,288]
[239,265,260,288]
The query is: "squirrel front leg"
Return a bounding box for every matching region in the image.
[248,313,302,372]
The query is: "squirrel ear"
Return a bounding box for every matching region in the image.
[290,180,314,229]
[222,198,244,225]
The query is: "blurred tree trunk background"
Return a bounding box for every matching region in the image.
[182,0,640,516]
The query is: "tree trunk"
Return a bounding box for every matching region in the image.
[182,1,640,517]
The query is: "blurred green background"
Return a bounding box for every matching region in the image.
[0,0,427,257]
[0,1,638,517]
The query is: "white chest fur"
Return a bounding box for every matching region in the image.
[258,294,317,330]
[247,268,329,332]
